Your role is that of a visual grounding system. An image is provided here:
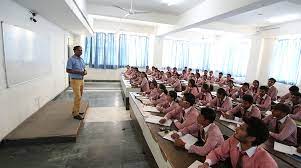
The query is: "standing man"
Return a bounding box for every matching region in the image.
[66,46,87,120]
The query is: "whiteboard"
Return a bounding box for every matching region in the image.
[2,23,51,87]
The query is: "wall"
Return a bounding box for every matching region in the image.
[0,0,70,140]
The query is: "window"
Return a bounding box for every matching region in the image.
[269,38,301,85]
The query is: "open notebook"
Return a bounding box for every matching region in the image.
[142,106,160,113]
[145,115,172,127]
[163,131,198,146]
[274,142,301,157]
[219,115,242,125]
[188,160,205,168]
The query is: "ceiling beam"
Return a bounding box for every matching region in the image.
[159,0,284,37]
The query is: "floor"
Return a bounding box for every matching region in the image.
[0,82,157,168]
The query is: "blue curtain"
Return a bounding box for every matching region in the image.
[84,32,117,69]
[269,38,301,85]
[118,34,149,67]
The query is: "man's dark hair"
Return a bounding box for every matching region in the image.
[242,94,254,103]
[272,103,291,114]
[219,72,223,75]
[289,86,299,93]
[227,74,232,77]
[168,91,178,101]
[243,82,250,88]
[269,78,276,83]
[259,86,269,93]
[73,46,81,51]
[201,108,216,123]
[183,93,196,106]
[292,92,301,98]
[158,84,167,94]
[243,117,269,146]
[217,88,227,96]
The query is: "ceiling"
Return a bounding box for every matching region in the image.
[87,0,204,15]
[221,1,301,28]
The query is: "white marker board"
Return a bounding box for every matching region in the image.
[1,23,51,87]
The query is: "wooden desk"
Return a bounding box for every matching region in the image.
[215,117,300,168]
[129,92,204,168]
[120,75,140,110]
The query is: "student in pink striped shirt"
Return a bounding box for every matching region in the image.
[136,72,149,92]
[250,80,260,95]
[194,72,203,86]
[208,70,215,83]
[254,86,272,111]
[198,83,213,105]
[200,117,277,168]
[225,80,238,97]
[208,88,233,113]
[145,80,159,100]
[280,85,299,103]
[173,93,199,130]
[267,78,278,101]
[215,72,225,85]
[290,92,301,121]
[151,84,168,106]
[183,79,200,97]
[263,103,297,146]
[173,107,224,156]
[157,90,179,114]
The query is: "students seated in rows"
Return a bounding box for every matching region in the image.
[280,85,299,103]
[290,92,301,121]
[225,80,238,97]
[198,84,213,106]
[208,88,232,113]
[134,72,149,92]
[124,65,131,76]
[215,72,225,85]
[263,103,297,146]
[156,90,179,114]
[172,108,224,156]
[254,86,271,111]
[183,79,200,97]
[151,84,168,106]
[267,78,278,101]
[200,117,277,168]
[208,70,215,83]
[171,74,182,92]
[174,93,199,130]
[131,71,141,84]
[181,69,188,80]
[144,80,159,100]
[250,80,260,95]
[232,82,253,101]
[223,95,261,121]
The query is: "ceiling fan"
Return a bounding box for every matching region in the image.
[113,0,151,18]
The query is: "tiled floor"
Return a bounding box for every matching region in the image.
[0,82,157,168]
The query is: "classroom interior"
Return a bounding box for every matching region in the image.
[1,0,301,168]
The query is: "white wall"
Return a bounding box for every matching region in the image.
[0,0,70,140]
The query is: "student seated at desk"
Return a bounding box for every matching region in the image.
[263,103,297,146]
[267,78,278,101]
[215,72,225,85]
[231,82,253,101]
[202,70,208,79]
[145,80,159,100]
[124,65,131,75]
[250,80,260,95]
[159,92,183,122]
[188,73,195,81]
[159,71,167,81]
[165,72,174,85]
[171,74,182,92]
[254,86,272,111]
[157,91,180,114]
[181,69,188,80]
[207,88,232,113]
[172,108,224,156]
[172,67,178,75]
[145,65,151,75]
[166,66,171,73]
[151,84,168,106]
[173,93,199,130]
[280,85,299,103]
[290,92,301,121]
[208,70,215,83]
[223,74,232,86]
[183,79,200,97]
[198,84,212,105]
[200,117,277,168]
[136,72,149,92]
[225,80,238,97]
[194,72,203,86]
[223,95,261,121]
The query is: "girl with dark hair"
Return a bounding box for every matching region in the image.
[183,79,200,97]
